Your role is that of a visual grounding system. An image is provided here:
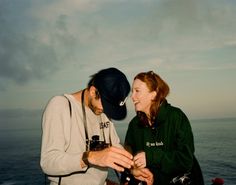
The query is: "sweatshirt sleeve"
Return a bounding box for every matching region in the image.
[109,120,123,149]
[40,96,88,176]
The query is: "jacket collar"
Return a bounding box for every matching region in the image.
[137,99,170,128]
[154,99,170,124]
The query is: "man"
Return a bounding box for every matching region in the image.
[40,67,134,185]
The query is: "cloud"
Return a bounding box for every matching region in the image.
[0,33,58,83]
[0,0,60,89]
[31,0,102,21]
[0,0,80,90]
[75,0,236,70]
[1,0,236,91]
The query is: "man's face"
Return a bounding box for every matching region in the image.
[88,87,103,115]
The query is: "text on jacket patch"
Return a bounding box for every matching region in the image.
[146,141,164,147]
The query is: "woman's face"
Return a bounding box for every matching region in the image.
[131,79,156,116]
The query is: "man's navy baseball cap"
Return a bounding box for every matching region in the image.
[93,67,130,120]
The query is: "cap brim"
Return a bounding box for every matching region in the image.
[101,96,127,120]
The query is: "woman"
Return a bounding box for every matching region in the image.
[124,71,204,185]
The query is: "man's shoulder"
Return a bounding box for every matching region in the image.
[46,95,69,108]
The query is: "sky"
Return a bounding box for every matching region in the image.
[0,0,236,127]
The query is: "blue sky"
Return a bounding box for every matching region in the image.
[0,0,236,123]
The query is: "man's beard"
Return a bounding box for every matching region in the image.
[88,97,102,115]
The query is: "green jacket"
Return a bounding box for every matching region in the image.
[125,100,196,185]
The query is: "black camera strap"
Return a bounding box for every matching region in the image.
[81,89,90,150]
[81,89,111,149]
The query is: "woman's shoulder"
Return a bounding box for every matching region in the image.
[165,101,185,115]
[129,115,139,123]
[162,101,189,123]
[165,103,191,126]
[128,116,143,129]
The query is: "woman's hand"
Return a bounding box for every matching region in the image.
[132,151,153,184]
[131,168,153,185]
[133,151,146,168]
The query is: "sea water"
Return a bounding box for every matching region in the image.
[0,118,235,185]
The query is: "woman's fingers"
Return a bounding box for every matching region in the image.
[134,151,146,167]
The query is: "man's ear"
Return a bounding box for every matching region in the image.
[89,86,97,97]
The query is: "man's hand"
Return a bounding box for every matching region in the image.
[132,168,153,185]
[88,146,134,172]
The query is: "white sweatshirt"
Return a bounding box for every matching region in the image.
[40,94,122,185]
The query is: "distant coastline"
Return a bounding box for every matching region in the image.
[0,108,235,131]
[191,117,236,122]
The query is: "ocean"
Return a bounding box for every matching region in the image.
[0,118,236,185]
